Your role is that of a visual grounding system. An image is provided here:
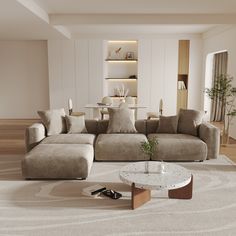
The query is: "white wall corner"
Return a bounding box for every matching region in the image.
[53,26,72,39]
[202,25,235,40]
[16,0,49,23]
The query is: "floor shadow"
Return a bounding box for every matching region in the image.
[180,163,236,172]
[10,181,132,210]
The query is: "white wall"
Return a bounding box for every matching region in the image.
[203,26,236,138]
[188,38,203,110]
[138,37,203,118]
[0,41,49,118]
[138,39,179,118]
[48,35,203,119]
[48,39,104,118]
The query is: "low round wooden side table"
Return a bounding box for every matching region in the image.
[119,161,193,209]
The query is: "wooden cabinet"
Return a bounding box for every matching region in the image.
[177,40,190,111]
[178,40,189,75]
[177,90,188,110]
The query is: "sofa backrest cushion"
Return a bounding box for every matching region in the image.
[37,108,66,136]
[146,119,159,134]
[135,120,147,134]
[85,120,98,134]
[157,115,178,134]
[65,115,87,133]
[97,120,109,134]
[177,109,205,136]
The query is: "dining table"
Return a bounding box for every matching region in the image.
[84,103,147,120]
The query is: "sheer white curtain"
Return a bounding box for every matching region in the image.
[210,51,228,122]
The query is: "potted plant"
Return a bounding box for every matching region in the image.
[140,138,159,173]
[205,74,236,145]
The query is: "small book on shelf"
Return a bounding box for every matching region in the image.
[82,184,106,198]
[178,81,186,90]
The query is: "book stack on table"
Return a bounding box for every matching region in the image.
[82,185,106,198]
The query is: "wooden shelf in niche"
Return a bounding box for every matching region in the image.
[105,78,137,80]
[105,40,138,98]
[178,74,188,90]
[110,96,137,98]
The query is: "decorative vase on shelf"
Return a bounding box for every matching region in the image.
[119,97,125,103]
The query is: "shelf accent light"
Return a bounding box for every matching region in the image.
[106,79,137,82]
[108,40,137,43]
[107,60,137,63]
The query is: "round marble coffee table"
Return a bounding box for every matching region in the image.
[119,161,193,209]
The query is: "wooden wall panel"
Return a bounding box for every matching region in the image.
[178,40,190,75]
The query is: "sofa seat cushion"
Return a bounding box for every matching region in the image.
[95,134,148,161]
[22,144,94,179]
[148,133,207,161]
[41,134,95,145]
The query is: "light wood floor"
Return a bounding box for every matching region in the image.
[0,119,235,163]
[0,119,39,155]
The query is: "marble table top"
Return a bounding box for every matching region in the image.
[119,161,192,190]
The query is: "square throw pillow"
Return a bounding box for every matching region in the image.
[157,115,178,134]
[177,109,205,136]
[38,108,66,136]
[65,115,87,134]
[107,103,137,133]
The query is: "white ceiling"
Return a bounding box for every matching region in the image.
[0,0,68,40]
[34,0,236,14]
[0,0,236,39]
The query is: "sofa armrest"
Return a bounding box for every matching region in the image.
[25,123,46,152]
[199,123,220,159]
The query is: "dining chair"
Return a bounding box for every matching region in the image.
[147,99,163,119]
[100,96,113,120]
[147,111,159,120]
[68,98,85,116]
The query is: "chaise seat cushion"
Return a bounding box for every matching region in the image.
[95,134,148,161]
[22,144,94,179]
[41,134,95,145]
[148,133,207,161]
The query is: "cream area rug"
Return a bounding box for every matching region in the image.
[0,155,235,236]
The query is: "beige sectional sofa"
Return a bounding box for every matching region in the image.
[22,119,220,179]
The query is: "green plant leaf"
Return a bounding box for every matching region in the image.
[140,138,158,157]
